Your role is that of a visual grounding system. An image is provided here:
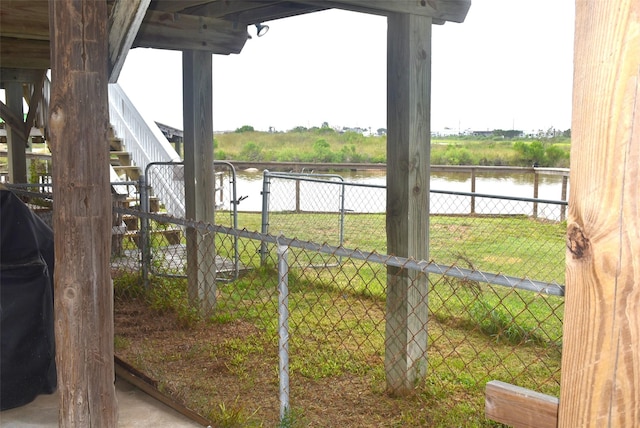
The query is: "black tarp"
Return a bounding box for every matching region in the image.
[0,189,56,410]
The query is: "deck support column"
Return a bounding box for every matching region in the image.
[385,12,431,395]
[559,0,640,425]
[183,50,217,316]
[5,82,28,183]
[48,0,117,425]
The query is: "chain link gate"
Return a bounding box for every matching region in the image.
[260,170,347,268]
[141,160,242,282]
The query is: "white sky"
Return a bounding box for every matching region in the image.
[117,1,575,134]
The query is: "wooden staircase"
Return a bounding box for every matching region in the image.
[109,131,142,182]
[109,128,179,255]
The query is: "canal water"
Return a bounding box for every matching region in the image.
[231,169,568,214]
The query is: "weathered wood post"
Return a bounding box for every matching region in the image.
[183,49,217,316]
[5,82,28,183]
[385,12,431,395]
[559,0,640,425]
[470,167,476,214]
[48,0,117,425]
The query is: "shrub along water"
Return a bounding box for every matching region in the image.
[213,127,570,168]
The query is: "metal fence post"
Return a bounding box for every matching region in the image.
[139,175,150,287]
[533,171,539,219]
[260,170,271,264]
[277,243,290,422]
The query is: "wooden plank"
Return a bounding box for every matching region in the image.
[108,0,151,83]
[559,0,640,426]
[114,356,212,427]
[384,12,431,395]
[134,9,248,54]
[0,0,50,40]
[0,37,50,69]
[48,0,117,425]
[485,380,558,428]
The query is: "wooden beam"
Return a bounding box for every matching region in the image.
[4,82,27,183]
[0,99,28,141]
[0,68,46,84]
[0,37,50,69]
[23,70,47,135]
[485,381,559,428]
[181,0,283,18]
[297,0,470,23]
[559,0,640,426]
[182,50,217,316]
[384,12,431,395]
[148,0,214,13]
[108,0,151,83]
[134,10,248,54]
[226,3,327,26]
[48,0,117,425]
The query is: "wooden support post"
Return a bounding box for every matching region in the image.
[470,167,476,214]
[183,50,217,316]
[5,82,27,183]
[385,12,431,395]
[559,0,640,426]
[48,0,117,425]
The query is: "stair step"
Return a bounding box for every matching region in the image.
[122,214,139,231]
[110,138,124,151]
[112,165,141,181]
[110,151,132,166]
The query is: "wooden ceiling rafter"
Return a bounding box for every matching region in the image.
[133,9,249,53]
[295,0,470,23]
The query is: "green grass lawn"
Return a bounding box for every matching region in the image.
[114,211,565,426]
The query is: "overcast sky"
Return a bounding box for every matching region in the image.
[117,1,575,134]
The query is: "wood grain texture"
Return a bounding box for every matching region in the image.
[384,12,431,395]
[182,50,217,316]
[48,0,117,425]
[298,0,470,22]
[559,0,640,426]
[485,380,558,428]
[134,9,248,54]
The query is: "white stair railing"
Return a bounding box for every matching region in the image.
[108,83,185,218]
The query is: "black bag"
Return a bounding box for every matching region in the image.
[1,189,56,410]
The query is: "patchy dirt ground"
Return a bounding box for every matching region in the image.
[114,298,443,427]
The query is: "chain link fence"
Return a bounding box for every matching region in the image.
[263,171,567,285]
[5,173,566,426]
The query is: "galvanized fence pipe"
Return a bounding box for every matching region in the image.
[260,170,271,264]
[114,207,565,297]
[139,175,150,286]
[277,243,290,422]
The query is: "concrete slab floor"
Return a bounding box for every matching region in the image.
[0,378,207,427]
